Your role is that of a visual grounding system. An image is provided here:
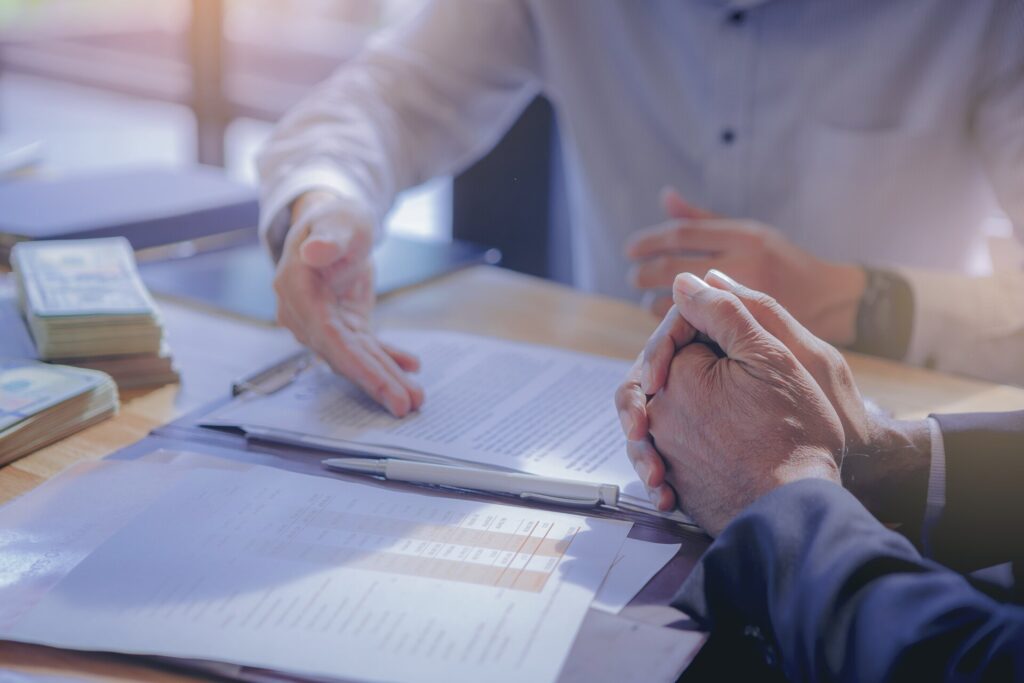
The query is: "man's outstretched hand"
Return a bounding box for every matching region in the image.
[273,190,424,417]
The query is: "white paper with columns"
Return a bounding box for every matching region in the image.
[1,460,630,683]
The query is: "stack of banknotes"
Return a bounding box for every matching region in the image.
[10,238,179,388]
[0,359,118,466]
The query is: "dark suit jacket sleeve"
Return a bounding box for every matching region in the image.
[673,479,1024,683]
[929,410,1024,571]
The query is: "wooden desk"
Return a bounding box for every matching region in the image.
[2,265,1024,680]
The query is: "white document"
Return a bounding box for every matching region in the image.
[2,461,630,683]
[0,459,192,629]
[204,331,660,512]
[592,538,682,614]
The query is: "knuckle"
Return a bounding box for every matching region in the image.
[272,272,288,297]
[614,383,632,409]
[751,290,781,314]
[820,341,845,367]
[811,339,842,369]
[705,291,744,318]
[820,342,854,384]
[805,351,833,381]
[654,257,677,282]
[665,224,687,244]
[368,377,391,400]
[743,229,766,249]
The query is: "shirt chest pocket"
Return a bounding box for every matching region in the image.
[796,122,980,270]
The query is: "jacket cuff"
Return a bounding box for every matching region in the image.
[673,479,869,625]
[672,478,920,679]
[927,410,1024,571]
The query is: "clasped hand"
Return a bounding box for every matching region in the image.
[616,270,858,536]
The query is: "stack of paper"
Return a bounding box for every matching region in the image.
[205,331,693,526]
[0,453,635,683]
[10,238,179,388]
[0,360,118,466]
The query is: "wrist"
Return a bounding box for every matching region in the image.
[291,189,342,225]
[841,417,931,529]
[775,445,842,488]
[288,190,376,251]
[808,261,866,346]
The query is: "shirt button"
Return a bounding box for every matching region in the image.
[728,10,746,25]
[743,625,764,641]
[720,128,737,145]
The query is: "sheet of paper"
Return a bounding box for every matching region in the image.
[181,610,706,683]
[3,462,630,683]
[0,458,221,628]
[205,331,656,509]
[592,538,682,614]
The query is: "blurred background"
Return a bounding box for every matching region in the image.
[0,0,451,240]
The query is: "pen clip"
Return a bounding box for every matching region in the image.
[232,352,312,396]
[519,492,602,509]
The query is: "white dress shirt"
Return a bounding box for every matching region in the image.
[257,0,1024,383]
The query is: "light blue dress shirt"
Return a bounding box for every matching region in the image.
[258,0,1024,381]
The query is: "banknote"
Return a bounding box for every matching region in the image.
[11,238,165,360]
[0,360,119,467]
[0,360,105,432]
[11,238,156,318]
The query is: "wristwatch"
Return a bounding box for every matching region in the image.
[849,267,915,360]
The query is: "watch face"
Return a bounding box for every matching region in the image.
[852,269,913,360]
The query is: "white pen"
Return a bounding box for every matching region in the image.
[321,457,620,508]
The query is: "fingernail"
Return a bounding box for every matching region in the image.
[707,269,740,289]
[673,272,709,298]
[634,459,651,485]
[648,487,662,507]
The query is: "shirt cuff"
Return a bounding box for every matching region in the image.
[922,416,947,555]
[899,266,1024,374]
[258,161,379,262]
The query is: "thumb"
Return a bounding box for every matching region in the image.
[299,212,373,270]
[672,272,780,361]
[660,187,717,220]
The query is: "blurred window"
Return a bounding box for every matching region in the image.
[0,0,449,239]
